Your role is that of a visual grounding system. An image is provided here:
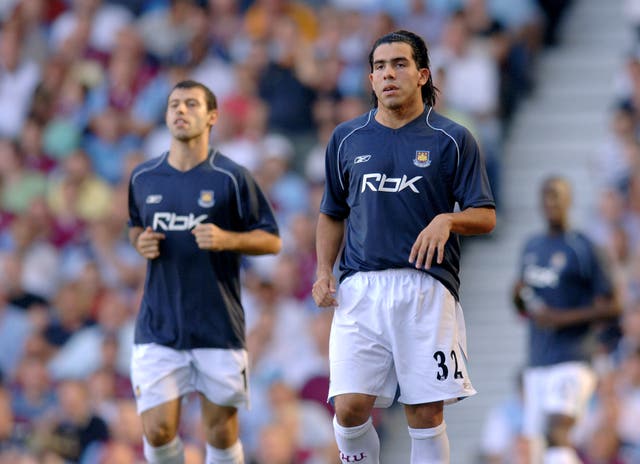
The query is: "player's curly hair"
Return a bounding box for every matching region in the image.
[368,30,438,108]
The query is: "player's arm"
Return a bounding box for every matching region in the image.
[312,213,345,308]
[512,280,529,317]
[529,294,622,329]
[410,206,496,269]
[192,224,281,255]
[129,226,165,259]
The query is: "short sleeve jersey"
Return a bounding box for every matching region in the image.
[128,150,279,350]
[320,107,495,300]
[518,230,613,366]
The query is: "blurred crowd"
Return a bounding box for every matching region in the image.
[479,1,640,463]
[0,0,559,462]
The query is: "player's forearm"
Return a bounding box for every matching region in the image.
[316,213,344,277]
[129,227,144,250]
[444,206,496,235]
[229,229,282,255]
[546,297,621,328]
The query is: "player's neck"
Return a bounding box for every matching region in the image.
[547,222,568,235]
[168,138,210,171]
[375,100,425,129]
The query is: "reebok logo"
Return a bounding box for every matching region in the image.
[361,173,422,193]
[354,155,371,164]
[152,212,207,231]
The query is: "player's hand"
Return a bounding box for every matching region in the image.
[136,226,165,259]
[192,223,232,251]
[409,214,452,269]
[312,273,338,308]
[512,281,529,316]
[528,307,564,329]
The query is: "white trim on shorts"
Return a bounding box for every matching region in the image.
[328,268,476,407]
[130,343,249,414]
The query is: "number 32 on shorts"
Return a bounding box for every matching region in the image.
[433,350,464,381]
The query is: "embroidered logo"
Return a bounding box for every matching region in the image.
[146,194,163,204]
[340,451,367,462]
[354,155,371,164]
[550,252,566,270]
[198,190,215,208]
[413,150,431,167]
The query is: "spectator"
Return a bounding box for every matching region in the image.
[10,355,57,429]
[0,139,48,216]
[49,0,133,55]
[479,370,525,464]
[136,0,201,62]
[0,19,40,138]
[0,284,37,381]
[255,133,310,227]
[32,379,110,462]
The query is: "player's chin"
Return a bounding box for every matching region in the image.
[380,98,403,110]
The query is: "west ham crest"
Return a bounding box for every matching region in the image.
[413,150,431,167]
[198,190,215,208]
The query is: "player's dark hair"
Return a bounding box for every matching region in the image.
[169,80,218,112]
[368,30,438,108]
[542,175,571,192]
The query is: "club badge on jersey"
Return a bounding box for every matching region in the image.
[198,190,215,208]
[413,150,431,168]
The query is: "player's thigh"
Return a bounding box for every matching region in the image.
[329,273,396,407]
[140,397,182,445]
[391,273,476,405]
[130,343,193,414]
[190,348,249,409]
[199,393,239,448]
[522,367,546,437]
[545,362,597,419]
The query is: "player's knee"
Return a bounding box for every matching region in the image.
[334,395,375,427]
[405,401,444,428]
[545,414,575,447]
[144,420,179,447]
[203,421,238,447]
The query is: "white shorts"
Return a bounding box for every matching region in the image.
[328,269,476,408]
[522,361,597,437]
[130,343,249,414]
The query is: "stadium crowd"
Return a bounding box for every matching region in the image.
[0,0,585,462]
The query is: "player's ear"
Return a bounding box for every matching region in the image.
[208,109,219,126]
[419,68,429,86]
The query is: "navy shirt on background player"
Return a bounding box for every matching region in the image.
[518,231,614,367]
[128,149,279,350]
[321,106,494,300]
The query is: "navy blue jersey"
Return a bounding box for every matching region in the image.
[320,107,495,300]
[128,150,279,350]
[518,231,613,366]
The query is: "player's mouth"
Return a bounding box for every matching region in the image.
[174,118,188,127]
[382,85,399,94]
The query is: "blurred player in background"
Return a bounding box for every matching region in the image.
[512,176,621,464]
[312,30,496,464]
[127,80,281,464]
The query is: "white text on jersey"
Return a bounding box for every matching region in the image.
[360,173,422,193]
[153,212,207,231]
[524,265,559,288]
